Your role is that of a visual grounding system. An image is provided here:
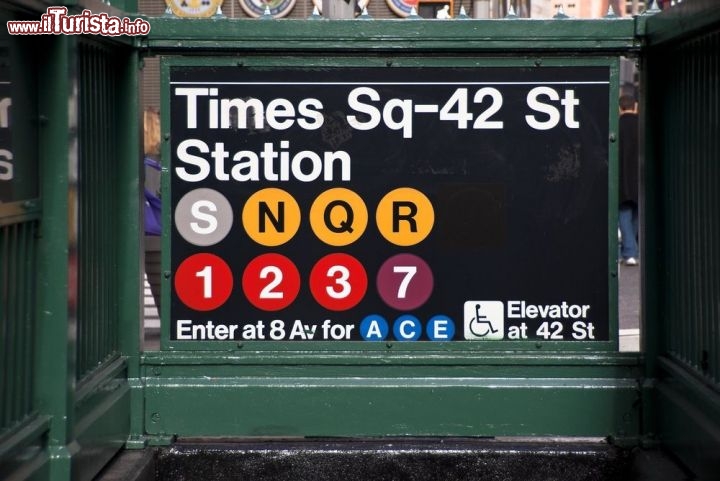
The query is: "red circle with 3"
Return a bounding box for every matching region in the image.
[309,253,368,311]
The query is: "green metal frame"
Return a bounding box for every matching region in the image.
[143,16,637,53]
[2,1,718,479]
[0,2,142,478]
[134,17,644,444]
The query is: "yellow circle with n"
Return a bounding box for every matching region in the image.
[242,188,301,247]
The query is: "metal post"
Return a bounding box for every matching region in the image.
[115,45,145,448]
[35,33,77,481]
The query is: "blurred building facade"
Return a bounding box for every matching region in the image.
[139,0,663,112]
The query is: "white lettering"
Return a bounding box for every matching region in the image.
[190,200,218,235]
[176,93,326,131]
[177,319,193,340]
[0,97,11,128]
[221,97,265,129]
[525,86,561,130]
[0,149,13,181]
[175,139,211,182]
[346,87,381,132]
[266,98,295,130]
[572,321,596,340]
[506,301,591,319]
[231,151,259,181]
[297,98,324,130]
[561,89,580,128]
[175,88,208,129]
[289,320,318,340]
[383,98,413,139]
[398,320,418,340]
[291,151,322,182]
[176,319,239,340]
[346,88,414,138]
[175,140,350,183]
[431,319,450,340]
[365,320,384,339]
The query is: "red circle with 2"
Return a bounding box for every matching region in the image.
[174,253,233,311]
[242,253,300,311]
[309,253,367,311]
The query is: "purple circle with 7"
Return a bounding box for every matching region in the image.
[376,253,434,310]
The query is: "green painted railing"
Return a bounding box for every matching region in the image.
[0,210,39,434]
[643,2,720,477]
[2,3,140,477]
[659,29,719,386]
[76,39,122,380]
[0,6,46,474]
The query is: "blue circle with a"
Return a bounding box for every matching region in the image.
[392,314,422,341]
[426,315,455,341]
[360,315,389,341]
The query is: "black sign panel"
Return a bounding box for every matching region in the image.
[168,65,610,344]
[0,62,13,202]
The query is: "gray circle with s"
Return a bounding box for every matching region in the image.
[175,188,233,246]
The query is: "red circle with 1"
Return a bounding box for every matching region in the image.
[174,253,233,311]
[242,253,301,311]
[309,253,368,311]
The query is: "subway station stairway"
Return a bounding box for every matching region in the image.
[97,438,691,481]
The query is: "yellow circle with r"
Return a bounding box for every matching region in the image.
[376,187,434,246]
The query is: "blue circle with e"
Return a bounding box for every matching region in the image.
[360,315,389,341]
[426,315,455,341]
[392,314,422,341]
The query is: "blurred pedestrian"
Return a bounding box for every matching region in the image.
[618,94,639,266]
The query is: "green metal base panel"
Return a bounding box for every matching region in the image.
[141,352,642,439]
[0,416,50,481]
[3,454,50,481]
[72,379,131,481]
[144,376,639,439]
[654,358,720,481]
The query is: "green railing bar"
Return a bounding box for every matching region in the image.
[0,415,50,462]
[0,201,41,227]
[640,0,720,46]
[142,17,637,53]
[141,351,642,366]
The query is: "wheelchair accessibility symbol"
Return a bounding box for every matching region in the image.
[464,301,504,340]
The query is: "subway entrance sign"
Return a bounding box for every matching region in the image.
[164,61,614,348]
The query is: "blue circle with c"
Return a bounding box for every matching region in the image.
[392,314,422,341]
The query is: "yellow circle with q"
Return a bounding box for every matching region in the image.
[242,188,301,247]
[376,187,434,246]
[310,188,368,246]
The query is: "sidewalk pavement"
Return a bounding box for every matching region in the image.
[619,262,641,351]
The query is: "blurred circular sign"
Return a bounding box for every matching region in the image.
[239,0,297,17]
[385,0,418,17]
[165,0,224,18]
